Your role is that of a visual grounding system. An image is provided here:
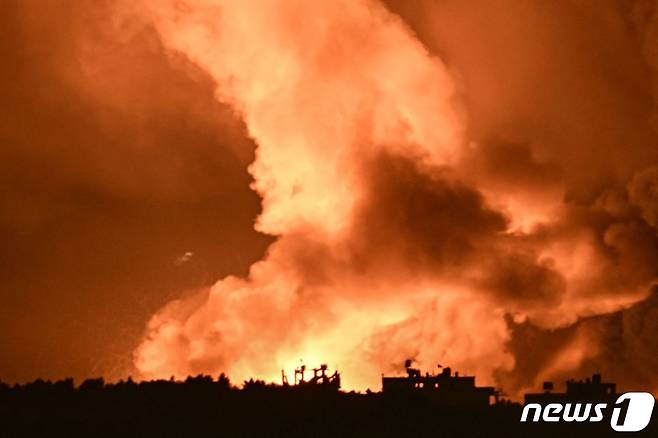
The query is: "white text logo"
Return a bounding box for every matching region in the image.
[520,392,655,432]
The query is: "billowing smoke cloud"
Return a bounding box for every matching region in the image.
[127,0,658,395]
[384,0,658,394]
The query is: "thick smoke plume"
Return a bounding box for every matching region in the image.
[129,0,658,395]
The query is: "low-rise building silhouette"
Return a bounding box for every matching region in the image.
[525,373,618,405]
[381,360,496,408]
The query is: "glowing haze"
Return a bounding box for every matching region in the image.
[128,0,658,394]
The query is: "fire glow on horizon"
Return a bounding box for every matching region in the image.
[121,0,658,395]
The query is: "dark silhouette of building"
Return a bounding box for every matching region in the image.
[381,360,496,408]
[525,373,617,405]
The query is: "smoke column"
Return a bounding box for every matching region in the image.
[129,0,658,394]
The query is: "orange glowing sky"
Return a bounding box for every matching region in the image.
[2,0,658,397]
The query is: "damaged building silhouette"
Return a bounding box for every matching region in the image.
[281,364,341,390]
